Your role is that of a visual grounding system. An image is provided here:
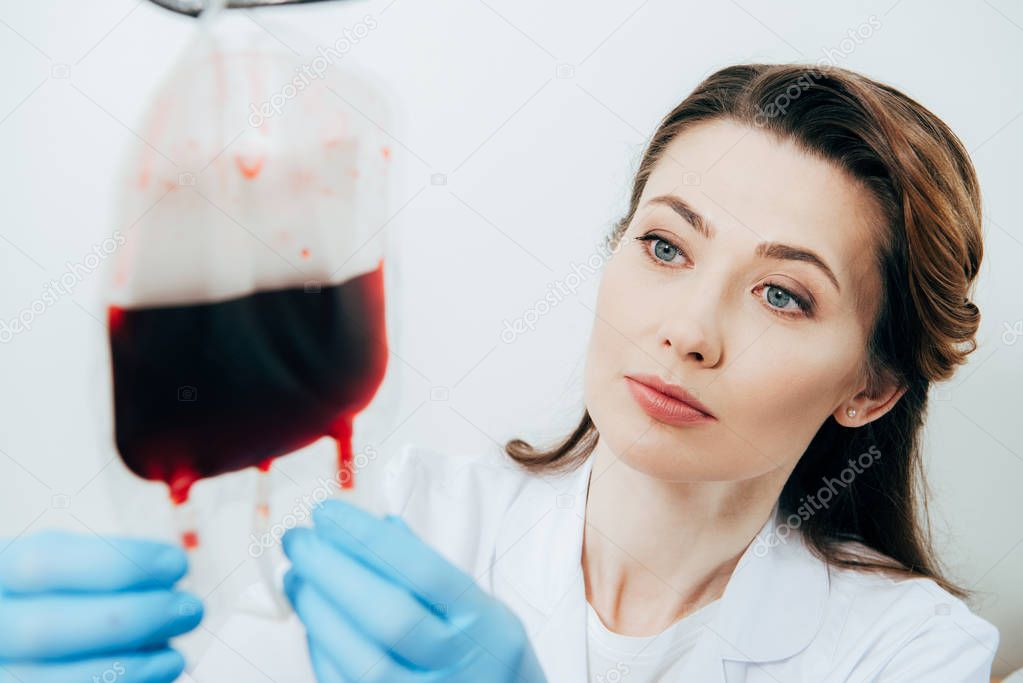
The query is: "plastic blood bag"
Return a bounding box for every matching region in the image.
[106,3,394,555]
[108,271,387,500]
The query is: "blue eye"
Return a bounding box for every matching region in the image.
[652,239,679,262]
[635,234,685,264]
[759,281,812,317]
[765,284,793,308]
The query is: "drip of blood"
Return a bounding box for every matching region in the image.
[168,468,197,506]
[181,530,199,550]
[330,415,355,490]
[168,468,200,550]
[256,457,272,517]
[235,155,265,179]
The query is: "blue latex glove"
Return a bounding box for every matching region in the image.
[282,500,548,683]
[0,530,204,683]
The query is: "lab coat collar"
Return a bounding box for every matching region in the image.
[492,451,830,670]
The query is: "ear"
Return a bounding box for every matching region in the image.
[834,381,907,428]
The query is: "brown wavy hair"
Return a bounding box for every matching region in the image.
[505,63,983,599]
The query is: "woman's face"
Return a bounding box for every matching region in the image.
[584,118,889,482]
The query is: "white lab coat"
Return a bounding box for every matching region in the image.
[184,442,1000,682]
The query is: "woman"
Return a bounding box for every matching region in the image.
[0,63,1000,682]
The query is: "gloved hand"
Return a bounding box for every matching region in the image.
[282,500,548,683]
[0,530,204,683]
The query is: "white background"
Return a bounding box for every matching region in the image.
[0,0,1020,677]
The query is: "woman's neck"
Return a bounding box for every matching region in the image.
[581,437,791,636]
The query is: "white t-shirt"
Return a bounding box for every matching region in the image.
[586,598,721,683]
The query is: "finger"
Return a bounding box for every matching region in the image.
[284,571,423,683]
[0,590,203,661]
[306,634,348,683]
[282,529,472,669]
[310,500,488,616]
[0,648,185,683]
[0,531,187,594]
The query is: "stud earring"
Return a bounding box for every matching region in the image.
[845,407,857,418]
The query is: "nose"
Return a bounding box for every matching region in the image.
[656,285,723,369]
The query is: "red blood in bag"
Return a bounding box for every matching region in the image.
[108,263,387,502]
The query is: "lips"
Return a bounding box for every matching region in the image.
[624,373,716,426]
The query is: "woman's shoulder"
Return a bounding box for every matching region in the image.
[812,538,1000,680]
[376,442,534,579]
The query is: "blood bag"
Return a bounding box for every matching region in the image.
[107,4,394,513]
[100,4,400,670]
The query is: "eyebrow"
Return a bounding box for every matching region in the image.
[645,194,842,293]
